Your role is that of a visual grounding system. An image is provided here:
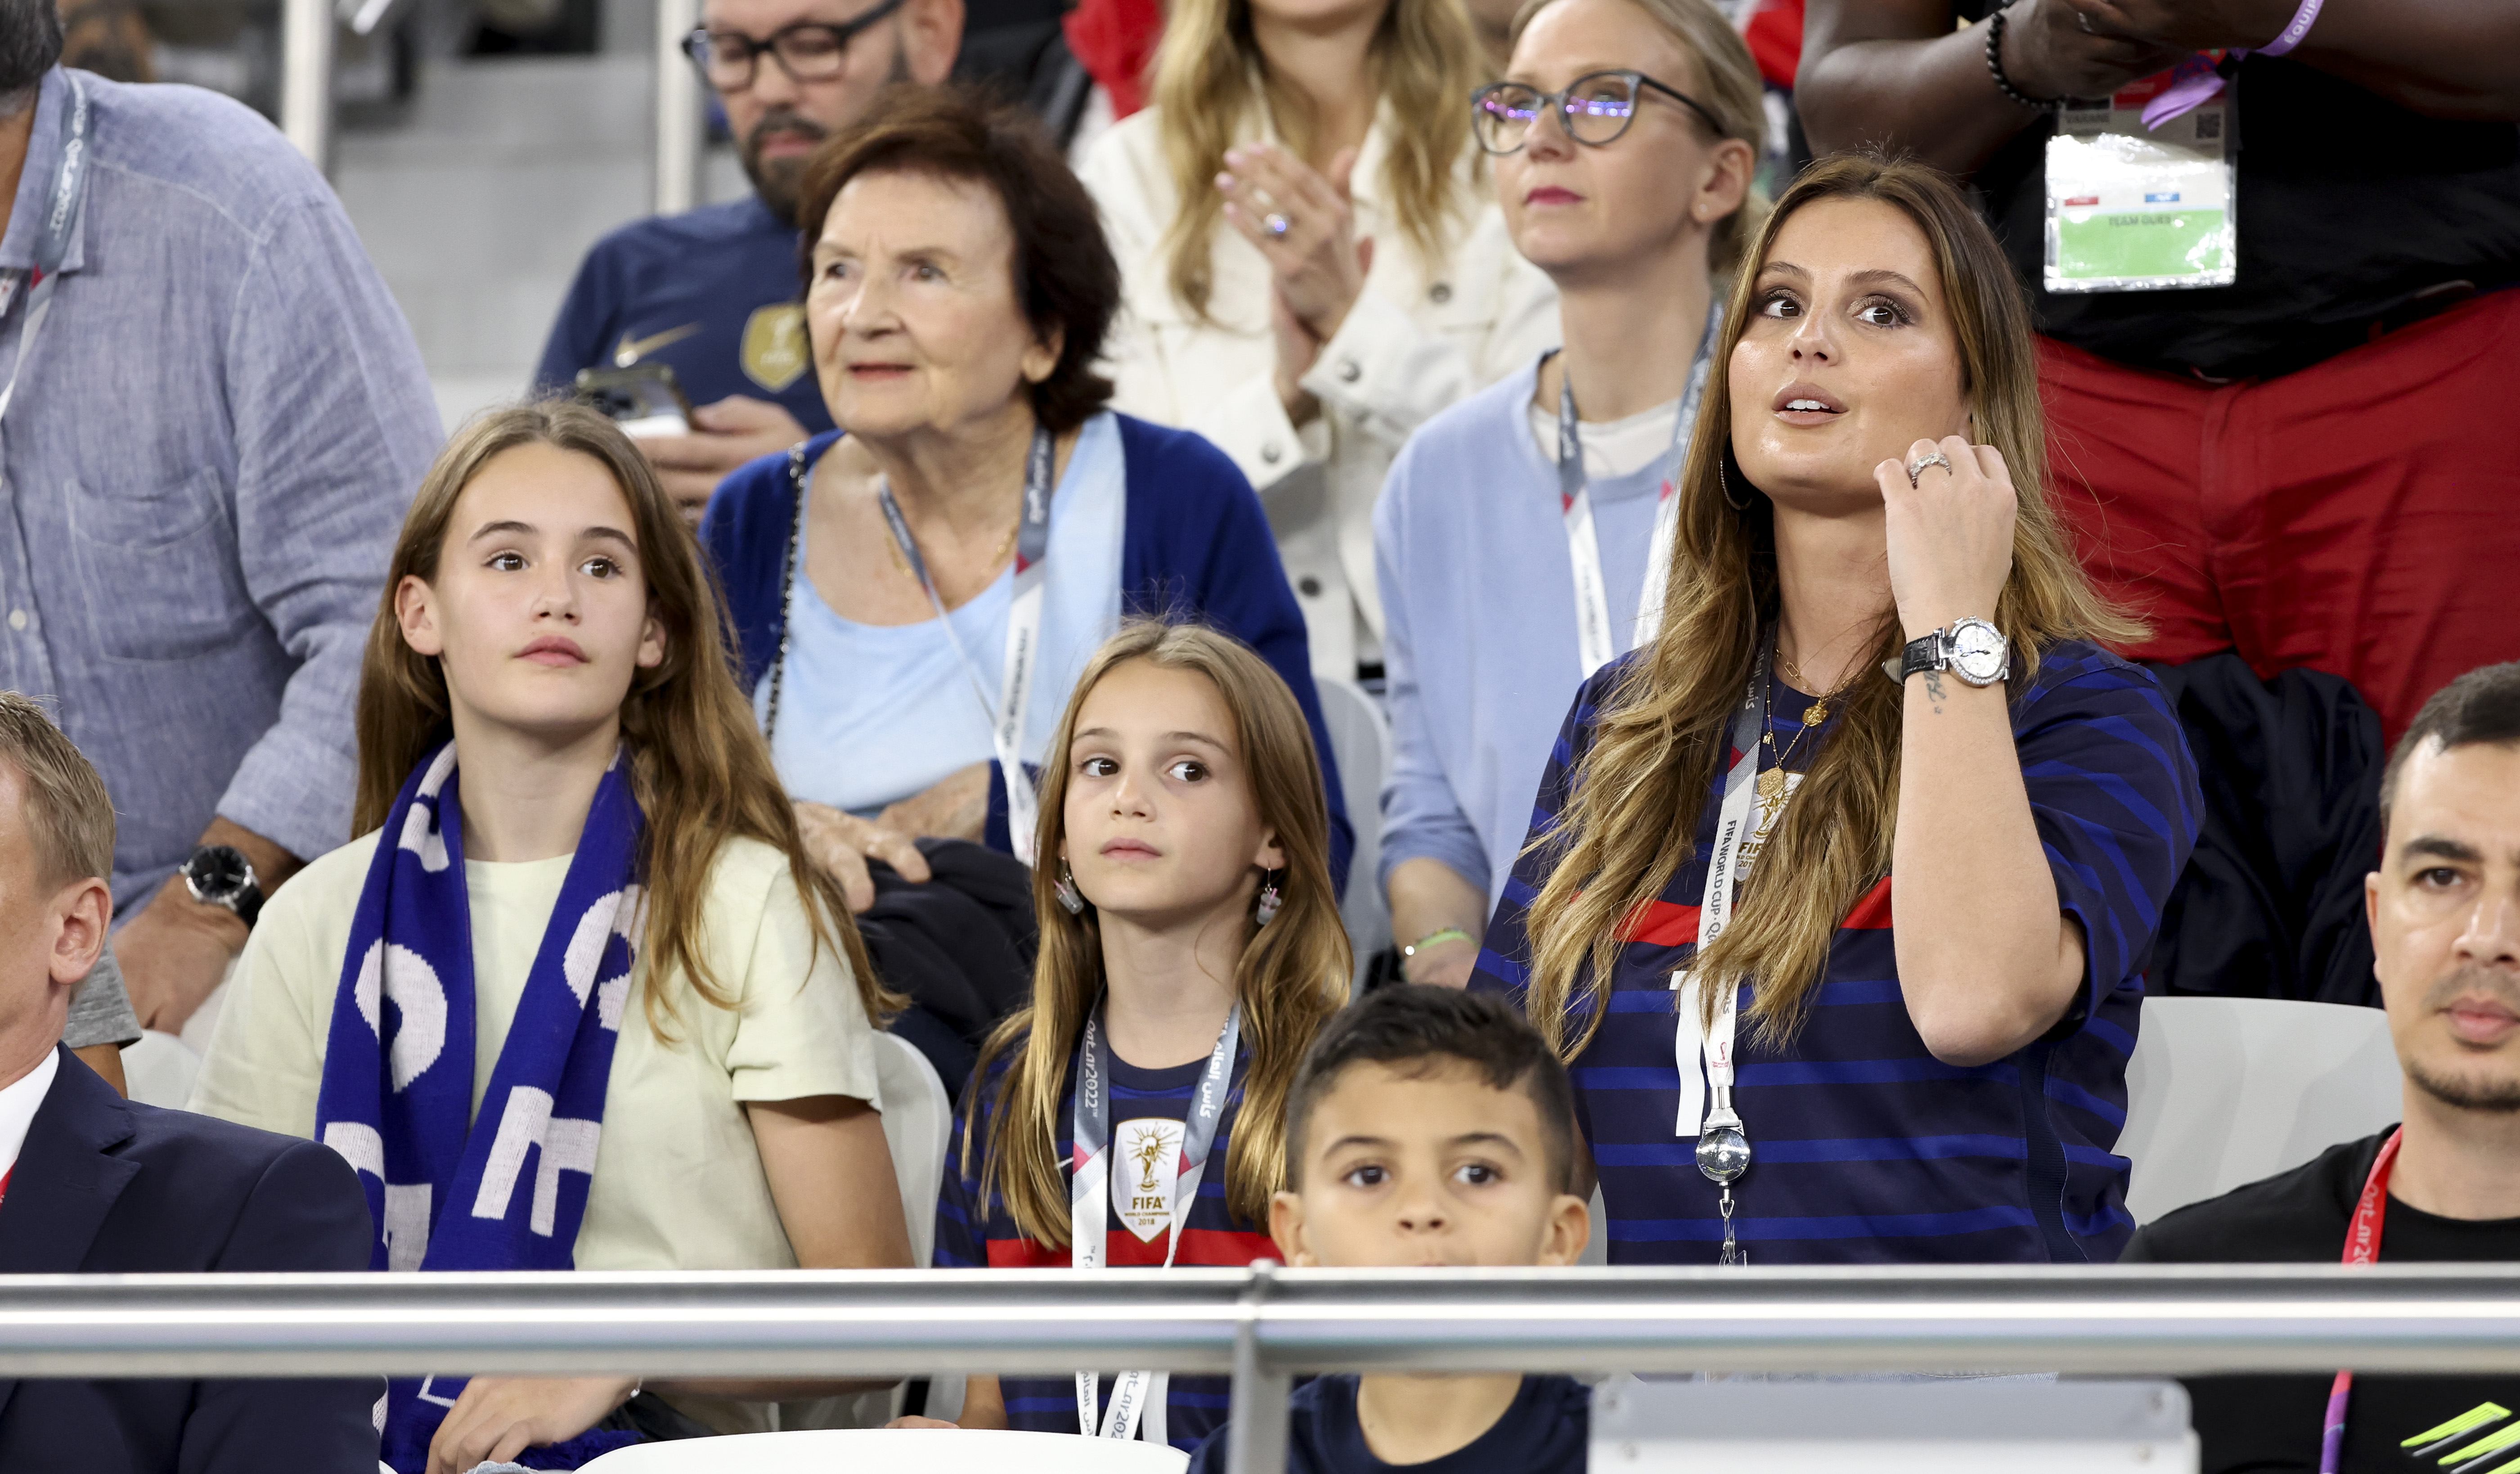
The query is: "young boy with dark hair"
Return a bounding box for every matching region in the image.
[1187,984,1593,1473]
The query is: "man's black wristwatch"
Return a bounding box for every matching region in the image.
[181,844,264,929]
[1886,616,2012,689]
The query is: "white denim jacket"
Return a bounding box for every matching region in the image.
[1079,100,1560,677]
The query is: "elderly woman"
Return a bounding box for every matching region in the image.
[703,86,1353,906]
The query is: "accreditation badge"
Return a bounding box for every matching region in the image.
[1113,1117,1185,1244]
[2044,60,2237,294]
[740,304,810,392]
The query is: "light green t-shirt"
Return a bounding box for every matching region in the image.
[190,830,882,1277]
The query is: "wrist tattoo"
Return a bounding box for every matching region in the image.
[1923,670,1947,714]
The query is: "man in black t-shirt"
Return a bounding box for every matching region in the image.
[2120,661,2520,1474]
[1797,1,2520,745]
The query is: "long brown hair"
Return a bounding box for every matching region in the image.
[1522,153,2142,1056]
[353,400,901,1035]
[1149,0,1482,324]
[965,622,1350,1244]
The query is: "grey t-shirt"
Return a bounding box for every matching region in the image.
[64,945,142,1050]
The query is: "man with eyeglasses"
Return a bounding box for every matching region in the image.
[534,0,964,523]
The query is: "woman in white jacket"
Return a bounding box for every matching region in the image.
[1077,0,1559,680]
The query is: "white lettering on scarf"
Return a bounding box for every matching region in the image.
[349,941,449,1092]
[469,1087,601,1236]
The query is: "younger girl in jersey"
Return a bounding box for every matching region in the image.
[921,621,1349,1454]
[191,402,914,1473]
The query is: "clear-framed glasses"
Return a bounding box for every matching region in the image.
[1470,70,1726,155]
[680,0,908,93]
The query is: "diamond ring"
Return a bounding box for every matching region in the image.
[1906,451,1956,488]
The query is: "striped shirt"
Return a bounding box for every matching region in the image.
[1472,640,2199,1264]
[935,1038,1277,1452]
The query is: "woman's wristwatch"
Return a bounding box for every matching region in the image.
[1885,616,2011,688]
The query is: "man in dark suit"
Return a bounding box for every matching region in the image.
[0,692,381,1472]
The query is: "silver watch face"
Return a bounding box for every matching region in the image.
[1949,620,2008,686]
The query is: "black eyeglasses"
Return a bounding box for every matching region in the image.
[681,0,909,92]
[1470,70,1726,154]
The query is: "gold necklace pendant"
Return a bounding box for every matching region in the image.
[1802,700,1830,727]
[1757,767,1786,800]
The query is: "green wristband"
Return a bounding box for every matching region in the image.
[1403,927,1474,957]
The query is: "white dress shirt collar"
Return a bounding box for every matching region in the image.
[0,1045,61,1180]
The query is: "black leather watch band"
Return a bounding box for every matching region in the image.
[1896,631,1943,683]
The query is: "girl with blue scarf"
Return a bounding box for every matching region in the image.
[192,402,916,1472]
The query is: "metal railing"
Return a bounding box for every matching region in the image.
[277,0,708,203]
[8,1265,2520,1473]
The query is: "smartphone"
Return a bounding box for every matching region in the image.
[575,362,696,439]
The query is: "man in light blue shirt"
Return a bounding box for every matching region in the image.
[0,21,439,1040]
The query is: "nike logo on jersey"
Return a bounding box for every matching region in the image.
[612,323,701,366]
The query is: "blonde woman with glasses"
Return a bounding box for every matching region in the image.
[1378,0,1764,990]
[1077,0,1560,680]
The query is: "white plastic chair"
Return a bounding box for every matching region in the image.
[578,1427,1190,1472]
[121,1029,202,1110]
[872,1031,952,1273]
[2118,995,2402,1224]
[1314,675,1391,993]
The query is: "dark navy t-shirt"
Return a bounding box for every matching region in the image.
[1187,1374,1590,1474]
[935,1038,1278,1455]
[1474,640,2200,1266]
[534,195,833,432]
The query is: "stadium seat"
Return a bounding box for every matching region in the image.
[1313,675,1391,992]
[2118,995,2401,1224]
[577,1426,1191,1471]
[121,1030,202,1111]
[874,1030,953,1273]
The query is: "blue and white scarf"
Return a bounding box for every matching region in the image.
[314,743,648,1473]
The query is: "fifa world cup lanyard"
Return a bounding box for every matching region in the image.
[1069,998,1243,1447]
[1670,644,1772,1265]
[1556,295,1723,678]
[2320,1127,2404,1473]
[0,75,93,433]
[875,425,1056,865]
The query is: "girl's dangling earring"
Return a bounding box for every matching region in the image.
[1720,447,1751,511]
[1054,860,1086,916]
[1254,868,1284,927]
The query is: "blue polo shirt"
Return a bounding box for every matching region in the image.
[1472,640,2199,1265]
[534,195,833,431]
[935,1039,1280,1455]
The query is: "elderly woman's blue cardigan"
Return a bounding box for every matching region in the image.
[701,413,1354,896]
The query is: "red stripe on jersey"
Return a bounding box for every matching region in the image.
[1843,876,1894,930]
[984,1226,1278,1270]
[1617,899,1703,947]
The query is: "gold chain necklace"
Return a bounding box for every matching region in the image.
[1758,647,1860,799]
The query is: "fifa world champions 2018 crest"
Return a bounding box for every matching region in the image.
[1115,1119,1185,1244]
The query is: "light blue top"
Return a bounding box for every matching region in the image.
[757,410,1128,816]
[1373,358,1670,907]
[0,68,440,908]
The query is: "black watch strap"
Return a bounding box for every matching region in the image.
[1896,631,1943,683]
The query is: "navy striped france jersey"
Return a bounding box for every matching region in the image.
[1471,639,2200,1265]
[934,1038,1277,1454]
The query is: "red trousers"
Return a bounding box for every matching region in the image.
[2041,288,2520,748]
